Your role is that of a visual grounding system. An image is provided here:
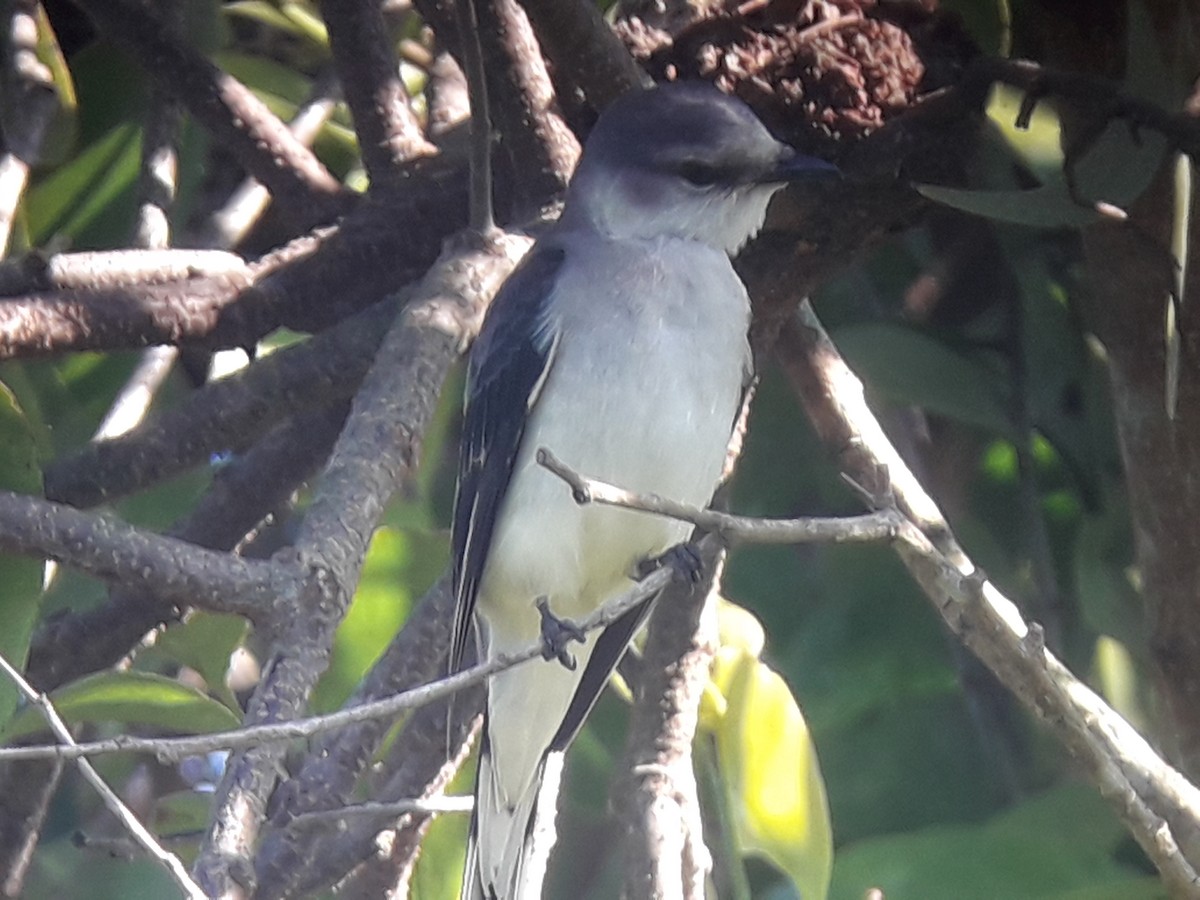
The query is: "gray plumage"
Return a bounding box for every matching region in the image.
[451,81,834,900]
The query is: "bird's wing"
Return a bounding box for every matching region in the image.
[450,243,567,675]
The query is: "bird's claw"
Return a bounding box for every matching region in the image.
[638,541,705,584]
[536,596,585,670]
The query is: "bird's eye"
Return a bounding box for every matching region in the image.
[677,161,723,187]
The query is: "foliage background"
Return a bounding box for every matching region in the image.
[0,0,1188,898]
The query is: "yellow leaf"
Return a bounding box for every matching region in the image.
[717,651,833,900]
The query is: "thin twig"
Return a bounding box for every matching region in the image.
[289,794,473,827]
[536,447,897,545]
[0,653,206,900]
[0,557,676,765]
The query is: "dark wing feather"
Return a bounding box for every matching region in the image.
[449,243,567,674]
[550,597,655,751]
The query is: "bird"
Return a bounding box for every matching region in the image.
[450,80,836,900]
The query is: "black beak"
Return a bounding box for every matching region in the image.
[762,146,840,184]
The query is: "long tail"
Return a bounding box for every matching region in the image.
[461,598,653,899]
[461,734,565,900]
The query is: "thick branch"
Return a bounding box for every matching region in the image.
[43,303,391,507]
[78,0,348,222]
[1,164,475,360]
[778,302,1200,895]
[617,539,721,900]
[0,491,278,618]
[192,231,529,896]
[518,0,649,109]
[317,0,434,184]
[27,402,348,691]
[253,577,458,895]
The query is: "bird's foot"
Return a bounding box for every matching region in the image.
[638,541,705,584]
[535,597,586,670]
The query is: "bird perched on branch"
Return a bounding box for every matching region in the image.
[451,80,836,900]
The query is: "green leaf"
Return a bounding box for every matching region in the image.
[224,1,328,46]
[154,790,213,839]
[0,382,45,732]
[19,4,79,168]
[149,612,250,710]
[311,526,447,711]
[410,806,471,900]
[3,671,240,740]
[25,122,142,245]
[715,650,833,900]
[830,784,1154,900]
[915,181,1104,229]
[985,84,1064,184]
[214,51,314,108]
[831,323,1013,436]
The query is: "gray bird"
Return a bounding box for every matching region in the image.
[451,81,835,900]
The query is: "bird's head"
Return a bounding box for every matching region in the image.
[562,81,837,254]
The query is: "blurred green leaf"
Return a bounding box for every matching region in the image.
[224,0,329,47]
[3,671,240,740]
[411,810,471,900]
[22,4,79,168]
[0,381,45,732]
[831,784,1154,900]
[215,51,314,108]
[154,790,212,839]
[279,1,329,45]
[311,526,447,711]
[25,123,141,246]
[985,84,1064,183]
[149,612,250,710]
[916,181,1105,229]
[713,649,833,900]
[832,323,1013,436]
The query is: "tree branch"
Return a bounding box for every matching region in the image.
[616,538,721,900]
[0,0,60,256]
[78,0,349,224]
[0,653,206,899]
[253,576,459,896]
[778,300,1200,895]
[517,0,650,110]
[197,71,341,251]
[42,302,391,507]
[536,446,897,545]
[0,551,678,765]
[0,491,278,619]
[192,230,528,896]
[317,0,434,184]
[27,402,349,692]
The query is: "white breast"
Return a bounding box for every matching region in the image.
[478,233,750,650]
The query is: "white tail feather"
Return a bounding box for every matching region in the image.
[462,744,565,900]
